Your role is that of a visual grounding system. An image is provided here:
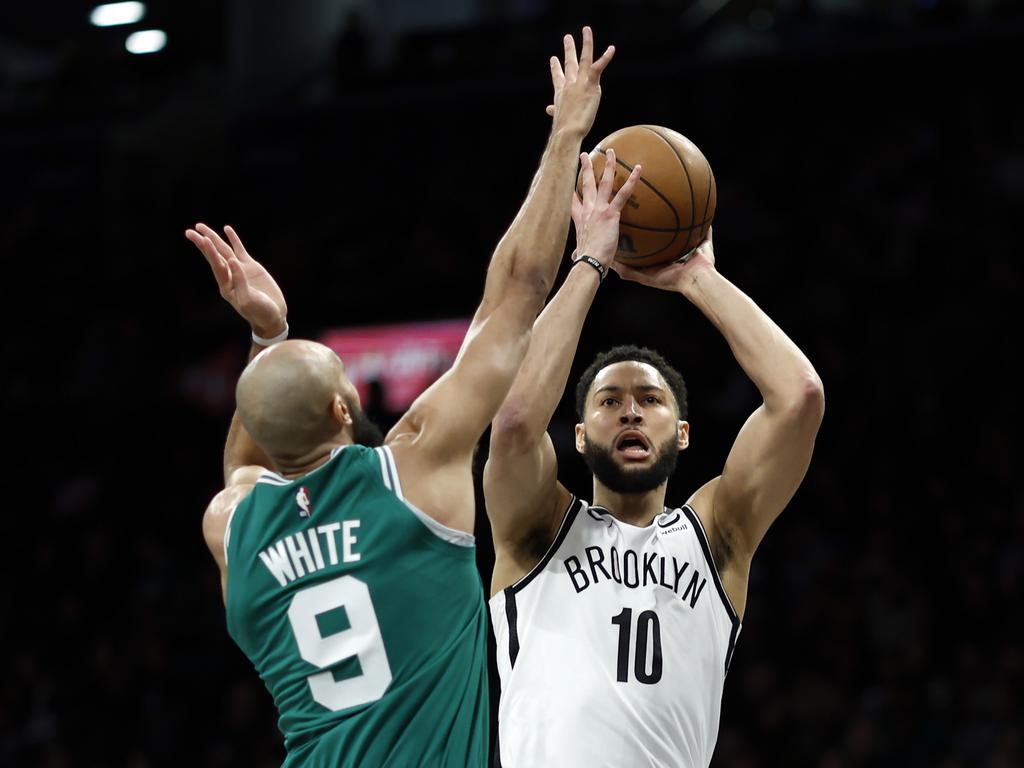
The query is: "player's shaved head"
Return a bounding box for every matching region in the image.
[236,340,348,462]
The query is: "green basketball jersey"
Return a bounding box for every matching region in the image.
[224,444,489,767]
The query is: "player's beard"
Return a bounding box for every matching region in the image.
[582,434,679,494]
[350,405,385,447]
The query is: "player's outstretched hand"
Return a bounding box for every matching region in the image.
[612,227,717,291]
[186,223,288,338]
[572,149,642,268]
[546,26,615,138]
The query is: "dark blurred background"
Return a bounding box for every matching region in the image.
[3,0,1021,766]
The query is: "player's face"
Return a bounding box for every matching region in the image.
[575,362,689,493]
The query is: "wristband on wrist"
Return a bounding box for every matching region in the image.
[572,254,606,284]
[252,322,289,346]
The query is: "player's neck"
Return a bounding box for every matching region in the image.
[273,437,354,479]
[592,481,668,527]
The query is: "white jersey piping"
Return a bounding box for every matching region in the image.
[375,446,474,548]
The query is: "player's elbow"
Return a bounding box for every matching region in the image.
[490,400,537,454]
[505,254,555,307]
[787,370,825,427]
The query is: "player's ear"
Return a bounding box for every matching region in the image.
[575,422,587,454]
[677,420,690,451]
[332,394,352,427]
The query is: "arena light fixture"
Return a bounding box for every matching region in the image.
[125,29,167,54]
[90,2,146,27]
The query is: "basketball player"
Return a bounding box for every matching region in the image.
[484,172,825,764]
[187,27,641,767]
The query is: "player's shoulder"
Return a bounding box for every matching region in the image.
[684,476,718,514]
[202,472,260,568]
[684,474,748,573]
[682,476,723,543]
[205,467,263,525]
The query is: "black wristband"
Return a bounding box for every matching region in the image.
[572,254,606,284]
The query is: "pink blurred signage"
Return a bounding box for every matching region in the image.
[320,318,472,412]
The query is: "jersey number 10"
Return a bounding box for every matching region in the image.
[611,607,663,684]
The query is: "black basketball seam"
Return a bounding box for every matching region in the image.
[620,212,715,233]
[701,160,715,241]
[617,232,688,261]
[644,126,699,253]
[618,212,715,260]
[595,147,681,232]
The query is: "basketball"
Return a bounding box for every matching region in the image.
[579,125,716,267]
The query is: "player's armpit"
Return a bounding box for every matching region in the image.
[486,497,571,597]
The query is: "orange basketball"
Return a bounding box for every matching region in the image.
[579,125,716,267]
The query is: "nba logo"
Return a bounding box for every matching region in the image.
[296,487,312,517]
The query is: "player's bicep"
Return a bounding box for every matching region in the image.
[203,476,257,601]
[203,502,229,570]
[713,398,823,556]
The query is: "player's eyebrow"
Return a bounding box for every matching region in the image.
[594,384,665,396]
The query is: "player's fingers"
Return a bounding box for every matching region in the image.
[224,225,252,262]
[226,255,251,298]
[562,33,578,80]
[187,230,231,288]
[598,148,617,199]
[185,228,213,262]
[580,152,597,205]
[590,45,616,79]
[186,225,218,258]
[611,164,642,211]
[549,56,565,90]
[579,26,594,70]
[195,222,235,262]
[571,191,584,227]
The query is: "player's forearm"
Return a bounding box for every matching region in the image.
[222,342,275,482]
[679,264,823,410]
[488,128,585,305]
[493,262,600,441]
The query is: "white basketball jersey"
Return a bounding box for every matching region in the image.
[490,497,741,768]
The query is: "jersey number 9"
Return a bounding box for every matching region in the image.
[287,575,394,711]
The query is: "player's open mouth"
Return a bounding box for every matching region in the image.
[615,431,651,460]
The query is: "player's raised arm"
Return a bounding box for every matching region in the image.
[466,27,616,328]
[614,230,825,613]
[484,151,641,594]
[186,223,288,483]
[386,28,618,531]
[186,222,293,599]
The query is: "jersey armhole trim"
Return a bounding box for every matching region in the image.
[255,471,290,487]
[223,504,239,566]
[681,503,742,674]
[508,495,583,595]
[375,446,475,548]
[681,504,741,625]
